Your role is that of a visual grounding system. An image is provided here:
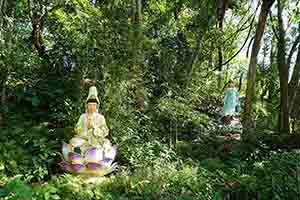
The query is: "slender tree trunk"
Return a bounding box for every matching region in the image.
[131,0,144,112]
[209,46,214,68]
[268,36,276,101]
[0,0,5,108]
[293,88,300,120]
[31,14,41,50]
[288,24,300,114]
[0,0,15,109]
[277,0,289,133]
[238,73,243,92]
[289,47,300,114]
[216,0,229,89]
[216,0,229,71]
[287,32,300,70]
[243,0,275,133]
[0,0,4,32]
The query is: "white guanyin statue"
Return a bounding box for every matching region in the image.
[59,86,117,176]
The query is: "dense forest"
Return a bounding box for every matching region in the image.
[0,0,300,199]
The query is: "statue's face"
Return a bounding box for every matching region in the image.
[87,102,97,113]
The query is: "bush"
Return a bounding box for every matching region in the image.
[156,97,213,142]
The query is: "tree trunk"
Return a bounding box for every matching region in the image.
[288,24,300,114]
[243,0,275,133]
[131,0,144,112]
[292,88,300,121]
[27,0,47,57]
[267,36,276,101]
[216,0,229,89]
[0,0,5,31]
[0,0,15,109]
[174,1,184,86]
[287,32,300,70]
[31,14,41,50]
[216,0,229,71]
[209,46,214,68]
[238,72,243,92]
[277,0,289,133]
[0,0,5,107]
[288,47,300,115]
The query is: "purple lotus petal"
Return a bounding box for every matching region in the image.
[87,147,97,155]
[86,162,102,170]
[85,147,103,163]
[68,152,83,164]
[71,164,85,173]
[68,152,81,160]
[59,160,72,172]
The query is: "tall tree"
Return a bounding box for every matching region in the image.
[0,0,16,108]
[289,45,300,114]
[288,23,300,114]
[243,0,275,132]
[27,0,60,57]
[130,0,145,112]
[276,0,289,133]
[216,0,230,71]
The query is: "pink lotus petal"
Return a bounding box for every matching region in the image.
[85,147,103,163]
[68,152,82,161]
[71,164,85,173]
[59,160,72,172]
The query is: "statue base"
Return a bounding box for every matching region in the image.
[59,143,117,177]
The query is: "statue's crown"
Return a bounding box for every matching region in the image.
[86,86,99,104]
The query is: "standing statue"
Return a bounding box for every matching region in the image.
[223,80,240,119]
[59,86,117,176]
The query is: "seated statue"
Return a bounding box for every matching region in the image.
[59,86,117,176]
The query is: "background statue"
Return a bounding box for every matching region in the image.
[223,80,241,124]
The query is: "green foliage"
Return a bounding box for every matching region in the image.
[1,150,299,200]
[0,117,70,182]
[157,97,213,142]
[1,0,300,199]
[0,176,34,200]
[0,163,217,200]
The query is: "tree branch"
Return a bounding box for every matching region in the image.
[223,0,259,46]
[221,16,255,66]
[202,16,255,78]
[287,23,300,69]
[27,0,32,19]
[246,36,255,58]
[269,11,279,40]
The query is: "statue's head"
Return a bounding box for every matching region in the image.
[86,86,100,113]
[228,80,235,88]
[87,101,97,113]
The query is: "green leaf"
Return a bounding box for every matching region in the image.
[213,192,222,200]
[31,96,40,107]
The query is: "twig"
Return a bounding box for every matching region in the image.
[269,11,279,40]
[221,15,255,66]
[246,36,254,58]
[223,0,257,46]
[287,32,300,69]
[203,15,255,78]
